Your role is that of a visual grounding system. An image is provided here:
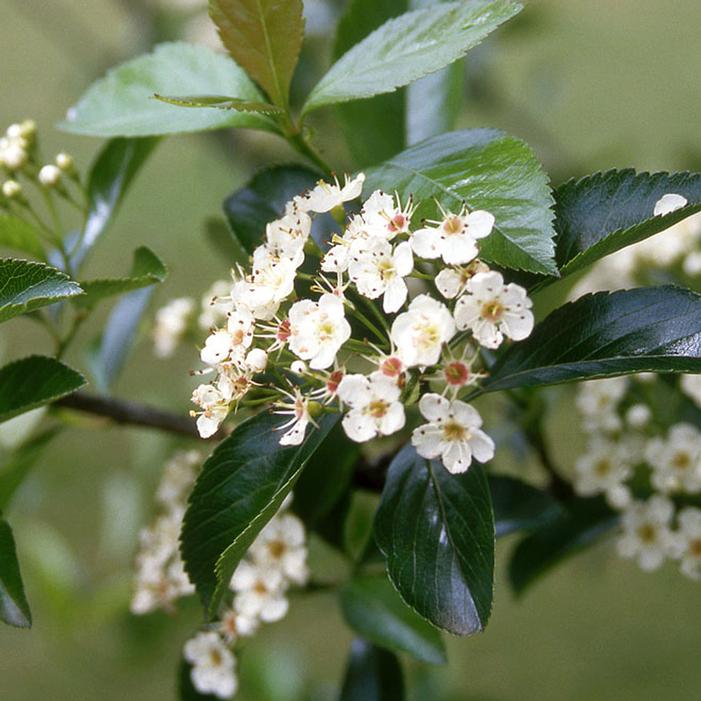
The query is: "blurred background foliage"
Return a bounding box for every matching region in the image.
[1,0,699,699]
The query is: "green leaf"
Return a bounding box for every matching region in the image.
[0,215,46,260]
[303,0,521,114]
[554,169,701,277]
[0,427,60,511]
[0,516,32,627]
[340,574,447,664]
[181,412,339,616]
[484,286,701,393]
[340,639,405,701]
[73,137,159,269]
[365,129,557,274]
[59,42,276,137]
[0,356,85,423]
[75,246,167,308]
[333,0,408,168]
[374,444,494,636]
[0,259,83,323]
[509,497,617,595]
[210,0,304,108]
[154,94,283,114]
[490,475,562,538]
[223,164,320,253]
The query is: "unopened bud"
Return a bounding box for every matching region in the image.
[55,152,74,172]
[2,180,22,199]
[1,143,27,171]
[5,123,22,139]
[19,119,36,139]
[290,360,307,374]
[38,164,61,187]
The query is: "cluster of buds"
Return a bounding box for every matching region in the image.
[183,495,309,699]
[573,376,701,579]
[189,173,536,475]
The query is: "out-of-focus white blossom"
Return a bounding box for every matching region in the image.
[184,632,237,699]
[680,374,701,408]
[617,496,675,571]
[670,507,701,580]
[573,438,632,502]
[153,297,195,358]
[645,423,701,494]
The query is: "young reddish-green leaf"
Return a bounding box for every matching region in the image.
[0,356,85,423]
[484,286,701,393]
[340,574,447,664]
[0,215,46,260]
[0,259,83,323]
[59,43,275,137]
[181,412,338,617]
[374,445,495,636]
[340,639,405,701]
[210,0,304,108]
[0,516,32,628]
[365,129,557,275]
[304,0,520,114]
[554,169,701,277]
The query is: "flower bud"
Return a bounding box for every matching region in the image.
[1,143,27,171]
[38,164,61,188]
[19,119,36,139]
[290,360,307,374]
[625,404,651,429]
[5,124,22,139]
[245,348,268,373]
[2,180,22,199]
[55,152,74,172]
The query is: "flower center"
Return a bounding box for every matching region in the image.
[232,328,246,345]
[673,451,691,470]
[637,523,657,544]
[277,319,291,341]
[443,419,468,441]
[378,259,395,280]
[444,361,470,387]
[268,539,286,558]
[389,213,407,232]
[690,538,701,557]
[253,580,269,595]
[381,356,403,377]
[444,215,464,235]
[318,320,336,340]
[210,649,223,666]
[481,300,504,322]
[416,322,440,350]
[368,400,389,418]
[326,370,344,395]
[594,459,611,476]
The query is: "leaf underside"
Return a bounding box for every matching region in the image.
[0,517,32,628]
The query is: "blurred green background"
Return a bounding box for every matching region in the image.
[1,0,700,699]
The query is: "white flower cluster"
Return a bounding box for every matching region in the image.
[130,449,200,614]
[570,193,701,299]
[574,377,701,580]
[183,498,309,699]
[188,173,535,474]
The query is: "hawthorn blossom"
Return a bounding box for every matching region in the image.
[250,513,309,584]
[275,388,313,446]
[645,423,701,494]
[296,173,365,213]
[198,280,232,330]
[153,297,195,358]
[454,271,534,349]
[218,607,259,643]
[360,190,414,238]
[200,308,255,366]
[435,261,490,299]
[230,560,289,622]
[680,374,701,408]
[575,377,627,433]
[573,438,632,505]
[617,496,675,571]
[412,393,495,473]
[184,632,237,699]
[191,381,232,438]
[671,507,701,580]
[391,294,456,367]
[337,372,405,442]
[411,204,494,264]
[266,209,312,260]
[288,293,351,370]
[348,239,414,312]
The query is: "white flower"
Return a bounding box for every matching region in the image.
[275,388,312,446]
[1,179,21,199]
[435,262,491,299]
[296,173,365,213]
[411,393,495,473]
[153,297,195,358]
[230,560,289,622]
[573,439,631,500]
[654,193,688,216]
[617,496,675,571]
[348,239,413,313]
[200,309,255,366]
[38,164,61,187]
[251,513,309,584]
[288,293,351,369]
[391,294,455,367]
[360,190,414,239]
[184,632,237,699]
[218,607,259,643]
[454,271,533,349]
[198,279,232,330]
[266,210,312,261]
[191,381,233,438]
[337,372,405,442]
[245,347,268,373]
[410,205,494,264]
[155,449,200,509]
[645,423,701,494]
[683,251,701,276]
[670,507,701,580]
[0,141,27,171]
[680,374,701,408]
[625,403,651,429]
[575,377,627,434]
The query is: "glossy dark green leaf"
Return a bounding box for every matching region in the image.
[0,356,85,423]
[340,639,405,701]
[508,497,618,595]
[178,658,218,700]
[304,0,521,113]
[333,0,408,167]
[75,246,167,308]
[87,287,154,394]
[60,43,275,137]
[223,165,320,253]
[490,475,563,538]
[484,286,701,393]
[0,516,31,627]
[0,427,60,510]
[0,215,46,260]
[365,129,557,274]
[555,169,701,276]
[72,137,159,269]
[154,94,283,114]
[340,574,447,664]
[374,444,494,636]
[210,0,304,108]
[181,412,339,616]
[0,259,83,323]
